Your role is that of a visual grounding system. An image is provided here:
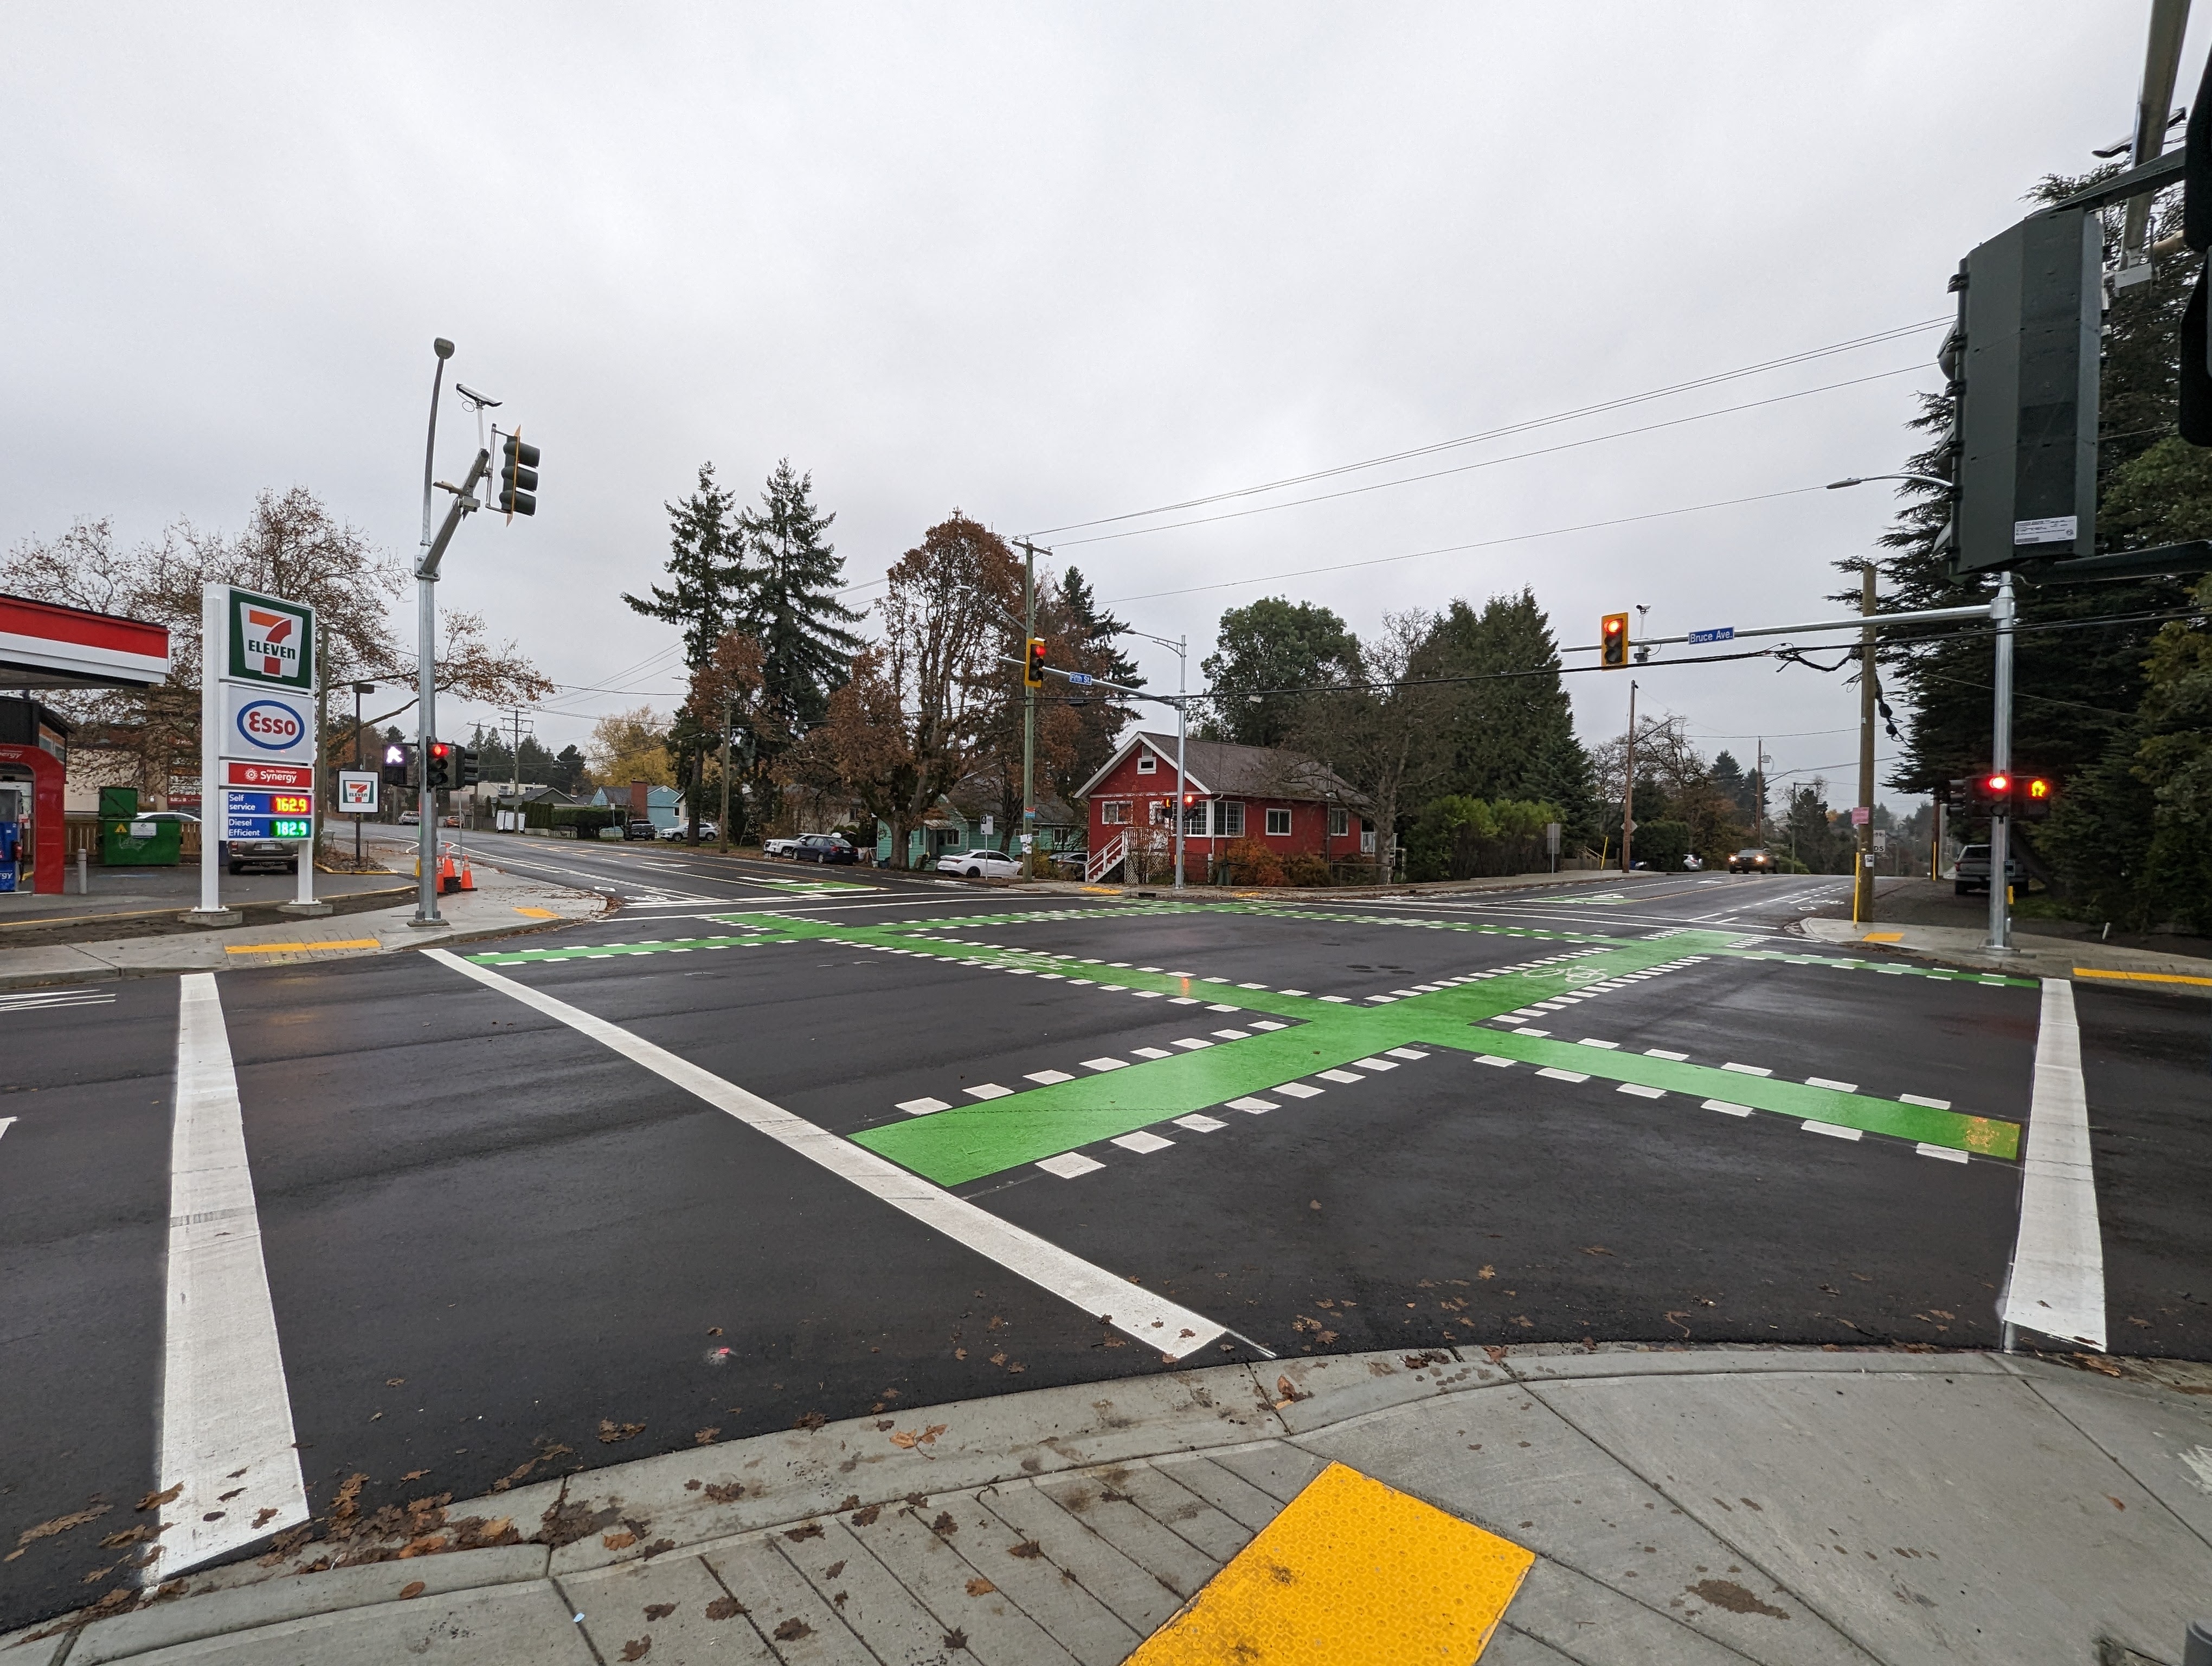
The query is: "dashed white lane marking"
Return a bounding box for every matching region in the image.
[1806,1077,1859,1093]
[2002,978,2106,1352]
[1511,1028,1552,1039]
[159,973,309,1575]
[1279,988,1309,996]
[1900,1093,1953,1110]
[1704,1099,1753,1117]
[428,951,1229,1357]
[1721,1062,1772,1077]
[1276,1082,1324,1099]
[1081,1057,1128,1072]
[897,1096,951,1116]
[1173,1114,1227,1133]
[964,1082,1014,1100]
[1476,1055,1515,1068]
[1618,1083,1666,1099]
[1172,1037,1213,1051]
[1111,1130,1175,1155]
[1536,1067,1590,1084]
[0,1116,12,1140]
[1038,1152,1105,1179]
[1227,1097,1278,1113]
[1024,1069,1075,1086]
[1577,1039,1620,1050]
[1315,1068,1365,1084]
[1803,1120,1862,1140]
[1915,1143,1970,1163]
[1644,1048,1688,1061]
[1385,1047,1429,1061]
[1251,1020,1289,1031]
[1349,1056,1398,1072]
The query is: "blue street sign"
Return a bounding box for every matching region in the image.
[1067,671,1094,685]
[1688,626,1735,644]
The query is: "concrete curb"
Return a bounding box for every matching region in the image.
[1801,915,2212,995]
[12,1344,2209,1663]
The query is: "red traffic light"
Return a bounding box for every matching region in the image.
[1599,612,1630,669]
[1985,772,2009,793]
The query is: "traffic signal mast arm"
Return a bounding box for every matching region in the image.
[1571,599,1992,659]
[418,447,491,581]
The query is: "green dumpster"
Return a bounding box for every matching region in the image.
[99,786,183,866]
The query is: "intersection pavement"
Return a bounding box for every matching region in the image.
[3,842,2206,1646]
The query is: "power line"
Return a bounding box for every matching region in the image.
[1102,483,1830,605]
[1025,318,1949,537]
[1055,365,1927,549]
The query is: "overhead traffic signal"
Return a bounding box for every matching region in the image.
[500,433,539,518]
[381,741,414,787]
[425,740,458,791]
[1599,613,1629,669]
[1025,637,1047,687]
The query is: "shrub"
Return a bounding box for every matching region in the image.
[1220,836,1288,887]
[1283,851,1332,888]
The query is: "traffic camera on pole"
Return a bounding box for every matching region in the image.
[1599,613,1629,668]
[1025,637,1047,687]
[499,433,539,519]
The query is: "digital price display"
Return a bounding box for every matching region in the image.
[223,789,314,841]
[270,818,312,839]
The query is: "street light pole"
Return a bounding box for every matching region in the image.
[1022,541,1037,877]
[352,681,375,868]
[411,338,453,928]
[1985,569,2017,951]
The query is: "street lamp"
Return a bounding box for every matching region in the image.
[351,681,375,867]
[1827,474,1953,493]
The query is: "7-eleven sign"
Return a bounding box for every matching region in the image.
[224,589,315,689]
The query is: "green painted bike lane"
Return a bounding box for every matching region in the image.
[464,907,2027,1182]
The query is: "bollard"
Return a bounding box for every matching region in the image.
[78,849,87,895]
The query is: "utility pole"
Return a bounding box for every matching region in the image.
[1619,681,1638,874]
[1853,561,1878,925]
[1752,736,1765,847]
[718,696,733,854]
[1021,541,1037,878]
[504,706,532,799]
[411,340,453,928]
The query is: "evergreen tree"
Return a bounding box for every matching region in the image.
[1056,566,1144,796]
[1874,165,2198,914]
[1425,590,1590,821]
[551,745,587,794]
[737,459,865,736]
[622,463,746,671]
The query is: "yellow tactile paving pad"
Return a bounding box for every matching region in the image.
[1129,1460,1534,1663]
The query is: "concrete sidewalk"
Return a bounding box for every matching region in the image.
[1801,917,2212,996]
[0,860,606,991]
[9,1345,2208,1664]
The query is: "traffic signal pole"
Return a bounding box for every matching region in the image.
[411,342,452,928]
[1983,570,2017,952]
[1022,541,1037,879]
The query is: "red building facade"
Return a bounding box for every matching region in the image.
[1075,732,1372,877]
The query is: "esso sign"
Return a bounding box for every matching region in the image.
[220,685,316,765]
[235,700,304,749]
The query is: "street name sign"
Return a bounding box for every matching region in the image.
[1688,627,1735,644]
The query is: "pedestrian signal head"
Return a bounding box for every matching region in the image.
[1600,612,1629,669]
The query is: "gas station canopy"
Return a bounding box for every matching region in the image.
[0,592,171,689]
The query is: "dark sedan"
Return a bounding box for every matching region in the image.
[792,833,858,864]
[1727,847,1776,874]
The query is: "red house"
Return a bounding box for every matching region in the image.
[1075,731,1373,883]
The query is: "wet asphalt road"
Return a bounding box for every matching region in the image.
[3,841,2204,1631]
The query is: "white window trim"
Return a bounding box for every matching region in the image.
[1264,806,1293,837]
[1136,752,1157,774]
[1328,806,1348,837]
[1217,800,1244,837]
[1100,800,1130,825]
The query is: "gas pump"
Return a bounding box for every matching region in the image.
[0,785,22,893]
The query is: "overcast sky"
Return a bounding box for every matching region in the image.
[2,4,2191,806]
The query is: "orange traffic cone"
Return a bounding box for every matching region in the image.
[438,849,460,895]
[458,853,477,892]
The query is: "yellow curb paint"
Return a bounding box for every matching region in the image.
[513,907,559,918]
[1129,1461,1533,1664]
[2073,966,2212,988]
[223,939,382,955]
[1861,932,1903,943]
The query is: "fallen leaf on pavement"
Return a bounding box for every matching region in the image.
[773,1619,812,1642]
[387,1378,405,1387]
[619,1638,651,1661]
[602,1531,638,1551]
[703,1597,746,1621]
[1582,1246,1612,1257]
[849,1504,881,1526]
[15,1507,111,1547]
[943,1627,968,1650]
[783,1522,823,1542]
[597,1421,645,1445]
[643,1603,674,1620]
[693,1428,719,1446]
[136,1486,182,1513]
[930,1511,958,1535]
[966,1576,995,1595]
[402,1470,428,1482]
[1477,1265,1495,1280]
[1274,1374,1310,1406]
[706,1327,723,1336]
[794,1411,827,1432]
[1008,1540,1042,1559]
[824,1560,846,1579]
[838,1495,861,1511]
[399,1581,426,1600]
[703,1483,743,1504]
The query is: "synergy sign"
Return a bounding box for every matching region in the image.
[221,684,316,764]
[226,590,314,689]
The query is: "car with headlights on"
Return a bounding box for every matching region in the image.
[1727,847,1776,874]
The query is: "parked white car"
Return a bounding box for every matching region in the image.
[660,821,719,841]
[763,837,801,858]
[936,848,1021,879]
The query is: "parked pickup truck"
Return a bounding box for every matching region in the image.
[1952,843,2022,896]
[763,837,802,858]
